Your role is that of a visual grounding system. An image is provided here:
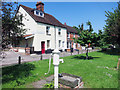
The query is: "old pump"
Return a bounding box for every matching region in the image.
[45,49,64,88]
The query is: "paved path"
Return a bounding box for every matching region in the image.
[32,75,54,88]
[1,49,99,67]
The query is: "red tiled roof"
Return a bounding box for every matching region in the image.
[64,24,78,34]
[19,5,66,28]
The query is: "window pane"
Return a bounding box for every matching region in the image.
[58,29,61,35]
[62,41,64,47]
[47,40,50,48]
[36,11,39,15]
[59,40,61,47]
[40,12,43,16]
[46,26,50,34]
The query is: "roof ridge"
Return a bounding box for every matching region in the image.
[64,24,78,34]
[20,4,33,10]
[64,24,75,29]
[19,4,66,28]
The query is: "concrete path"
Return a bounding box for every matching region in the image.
[1,49,99,67]
[32,75,54,88]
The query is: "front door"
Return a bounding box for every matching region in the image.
[41,42,45,54]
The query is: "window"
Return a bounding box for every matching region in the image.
[62,41,64,47]
[47,40,50,48]
[59,40,61,47]
[34,10,44,17]
[58,29,61,35]
[73,33,75,38]
[36,11,39,15]
[67,33,70,38]
[46,26,50,35]
[67,42,69,48]
[40,12,43,16]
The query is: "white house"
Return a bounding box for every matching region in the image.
[17,2,67,54]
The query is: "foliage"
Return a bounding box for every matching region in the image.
[96,30,109,48]
[74,21,99,59]
[44,82,54,88]
[2,51,119,88]
[74,21,98,46]
[2,2,26,47]
[103,2,120,47]
[86,21,93,32]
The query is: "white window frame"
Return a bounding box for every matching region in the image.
[67,33,70,38]
[59,40,61,47]
[62,41,64,47]
[34,10,44,17]
[47,40,50,49]
[58,28,61,35]
[46,26,50,35]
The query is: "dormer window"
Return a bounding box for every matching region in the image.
[34,10,44,17]
[36,11,39,15]
[40,12,43,16]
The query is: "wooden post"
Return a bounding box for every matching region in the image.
[40,54,42,60]
[117,58,120,70]
[18,56,21,64]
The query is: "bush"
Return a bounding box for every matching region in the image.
[100,45,109,51]
[44,82,54,88]
[44,81,60,88]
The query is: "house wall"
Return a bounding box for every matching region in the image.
[18,6,67,52]
[18,6,38,35]
[67,33,81,50]
[33,24,67,51]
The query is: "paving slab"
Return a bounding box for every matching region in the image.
[46,75,54,82]
[32,80,47,88]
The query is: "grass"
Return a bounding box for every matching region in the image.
[2,49,119,88]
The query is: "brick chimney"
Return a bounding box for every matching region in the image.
[64,22,67,25]
[36,1,44,12]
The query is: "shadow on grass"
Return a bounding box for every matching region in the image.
[72,55,100,60]
[2,63,35,85]
[98,48,120,56]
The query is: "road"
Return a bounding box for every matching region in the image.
[1,49,99,67]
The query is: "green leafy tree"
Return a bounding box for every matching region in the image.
[103,2,120,47]
[86,21,93,32]
[2,2,26,48]
[74,22,98,59]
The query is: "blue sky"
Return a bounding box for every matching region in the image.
[18,2,118,33]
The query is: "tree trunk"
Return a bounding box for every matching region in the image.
[86,48,89,59]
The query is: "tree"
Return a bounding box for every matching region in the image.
[96,30,109,50]
[2,2,26,48]
[103,2,120,47]
[74,22,98,59]
[86,21,93,32]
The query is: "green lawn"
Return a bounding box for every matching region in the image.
[2,49,119,88]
